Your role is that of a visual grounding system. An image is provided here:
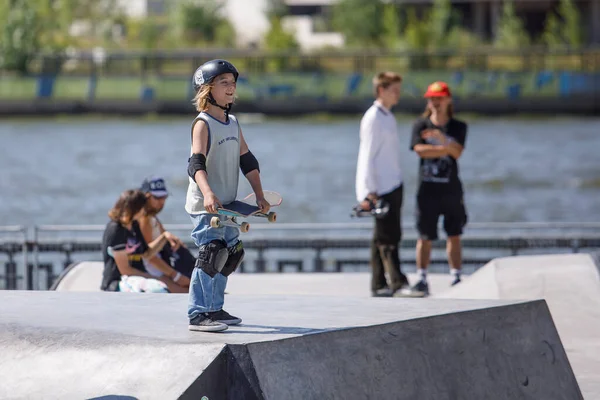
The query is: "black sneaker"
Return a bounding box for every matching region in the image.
[451,275,462,286]
[412,280,430,296]
[208,309,242,325]
[371,287,393,297]
[189,313,228,332]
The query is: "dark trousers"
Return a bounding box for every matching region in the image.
[370,185,408,292]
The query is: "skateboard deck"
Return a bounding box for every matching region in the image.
[211,190,282,232]
[350,200,390,219]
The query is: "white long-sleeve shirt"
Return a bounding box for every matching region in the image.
[355,101,403,202]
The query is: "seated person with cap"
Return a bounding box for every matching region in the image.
[102,189,181,293]
[138,176,195,292]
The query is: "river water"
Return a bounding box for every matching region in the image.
[1,115,599,230]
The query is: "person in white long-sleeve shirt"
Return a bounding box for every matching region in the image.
[355,71,412,297]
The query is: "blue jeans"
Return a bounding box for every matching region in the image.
[188,214,239,319]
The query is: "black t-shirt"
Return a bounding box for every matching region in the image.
[101,220,149,291]
[410,117,467,195]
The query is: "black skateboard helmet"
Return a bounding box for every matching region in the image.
[192,59,239,92]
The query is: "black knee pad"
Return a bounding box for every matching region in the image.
[195,239,228,278]
[221,240,245,277]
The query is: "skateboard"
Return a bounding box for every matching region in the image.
[210,190,282,233]
[350,199,390,219]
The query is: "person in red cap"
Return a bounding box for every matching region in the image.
[405,81,468,296]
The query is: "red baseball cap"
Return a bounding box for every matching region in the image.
[424,81,451,98]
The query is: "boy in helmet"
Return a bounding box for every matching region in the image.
[186,59,270,332]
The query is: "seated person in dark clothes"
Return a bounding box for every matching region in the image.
[101,189,184,293]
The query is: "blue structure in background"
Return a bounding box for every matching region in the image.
[535,71,554,90]
[87,75,97,101]
[507,84,522,100]
[140,86,154,102]
[559,72,600,96]
[36,76,55,98]
[345,73,362,96]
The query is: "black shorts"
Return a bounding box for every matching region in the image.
[416,191,467,240]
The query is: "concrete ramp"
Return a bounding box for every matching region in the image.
[0,291,582,400]
[434,253,600,301]
[435,253,600,399]
[51,261,103,291]
[240,301,579,400]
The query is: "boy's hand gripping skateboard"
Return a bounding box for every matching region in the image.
[350,198,390,219]
[210,190,282,233]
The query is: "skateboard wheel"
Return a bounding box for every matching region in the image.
[240,222,250,233]
[210,217,221,228]
[267,212,277,223]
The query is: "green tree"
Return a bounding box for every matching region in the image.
[542,12,563,48]
[265,0,287,19]
[264,16,298,70]
[558,0,583,47]
[402,0,469,51]
[381,4,401,49]
[494,0,530,49]
[542,0,582,50]
[169,0,236,47]
[332,0,386,47]
[264,17,299,51]
[403,8,429,50]
[138,18,162,50]
[0,0,121,73]
[428,0,453,49]
[446,26,485,50]
[0,1,41,72]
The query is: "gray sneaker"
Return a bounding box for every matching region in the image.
[392,283,413,297]
[395,280,429,298]
[208,309,242,325]
[189,313,228,332]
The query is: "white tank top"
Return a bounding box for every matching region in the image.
[185,112,240,214]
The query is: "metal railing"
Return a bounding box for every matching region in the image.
[1,222,599,290]
[0,226,28,290]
